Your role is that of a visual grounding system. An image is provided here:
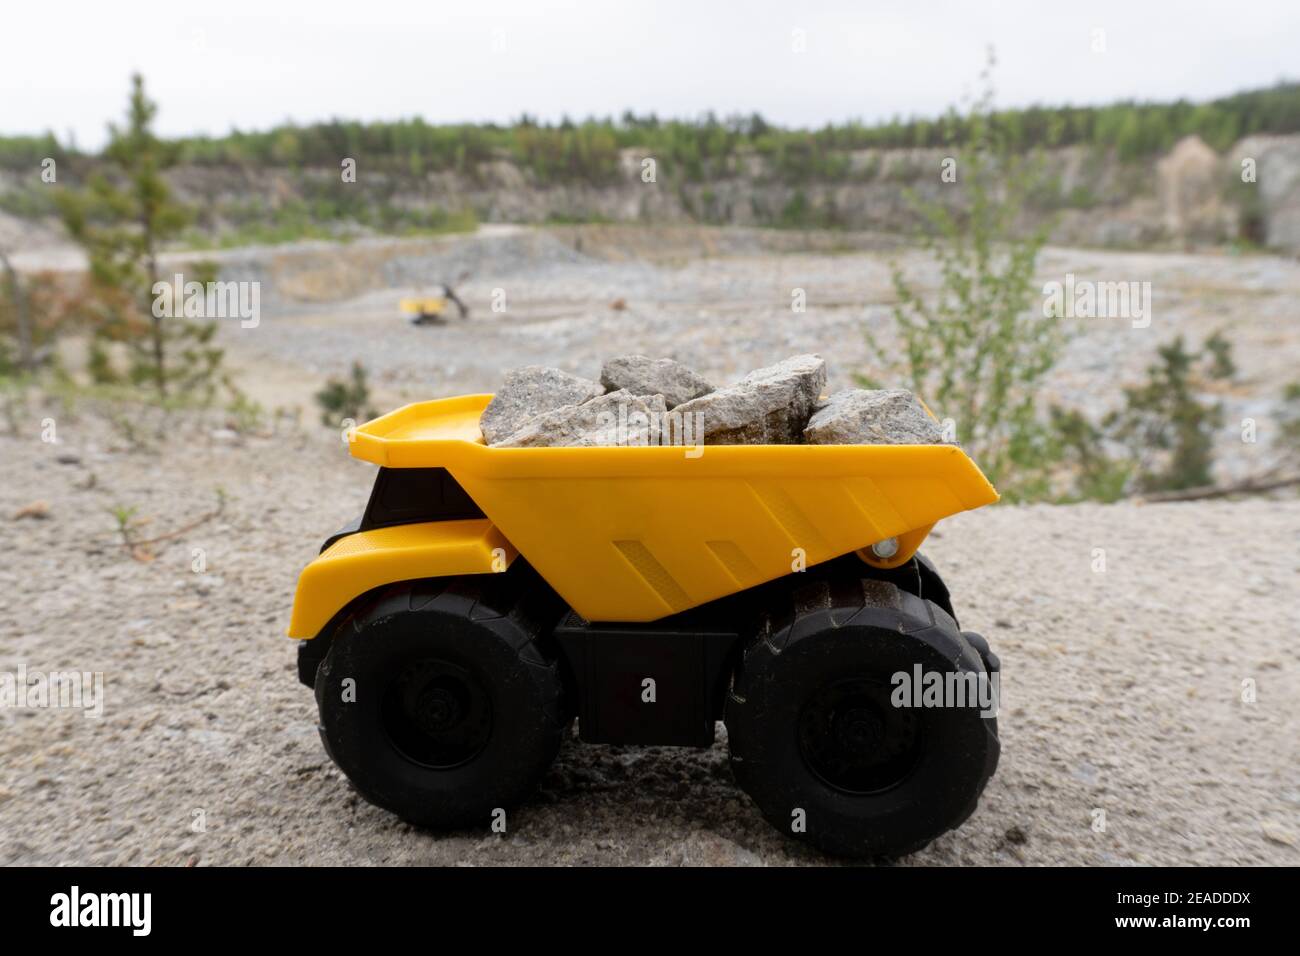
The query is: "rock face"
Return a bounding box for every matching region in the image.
[479,365,604,444]
[1232,134,1300,250]
[674,354,826,445]
[494,390,668,447]
[1156,136,1232,243]
[599,354,714,409]
[803,388,947,445]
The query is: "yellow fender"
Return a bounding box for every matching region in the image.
[288,519,516,639]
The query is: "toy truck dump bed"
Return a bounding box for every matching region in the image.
[295,393,998,629]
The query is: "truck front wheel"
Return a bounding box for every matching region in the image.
[314,567,565,828]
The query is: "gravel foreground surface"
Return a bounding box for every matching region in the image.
[1,417,1297,866]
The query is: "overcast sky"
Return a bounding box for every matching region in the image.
[5,0,1297,148]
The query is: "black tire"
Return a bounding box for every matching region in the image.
[784,551,958,624]
[913,552,956,625]
[725,577,999,859]
[314,564,565,828]
[962,630,1000,677]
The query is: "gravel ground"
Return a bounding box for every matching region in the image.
[1,413,1296,866]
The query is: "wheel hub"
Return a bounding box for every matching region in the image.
[382,658,493,769]
[416,686,464,734]
[798,678,924,795]
[833,707,884,753]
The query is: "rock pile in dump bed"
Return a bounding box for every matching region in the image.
[804,388,947,445]
[673,353,825,444]
[478,366,605,445]
[599,355,713,409]
[479,352,952,448]
[495,390,668,448]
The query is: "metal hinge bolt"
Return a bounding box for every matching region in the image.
[870,537,899,559]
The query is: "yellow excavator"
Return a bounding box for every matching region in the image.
[400,282,469,326]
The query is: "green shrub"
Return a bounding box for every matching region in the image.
[862,52,1064,497]
[1054,334,1237,497]
[315,361,377,427]
[56,74,225,403]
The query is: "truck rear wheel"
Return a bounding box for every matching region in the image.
[314,565,565,828]
[724,578,999,859]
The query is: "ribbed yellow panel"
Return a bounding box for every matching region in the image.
[299,394,1000,625]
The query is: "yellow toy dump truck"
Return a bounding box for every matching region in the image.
[289,394,1002,858]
